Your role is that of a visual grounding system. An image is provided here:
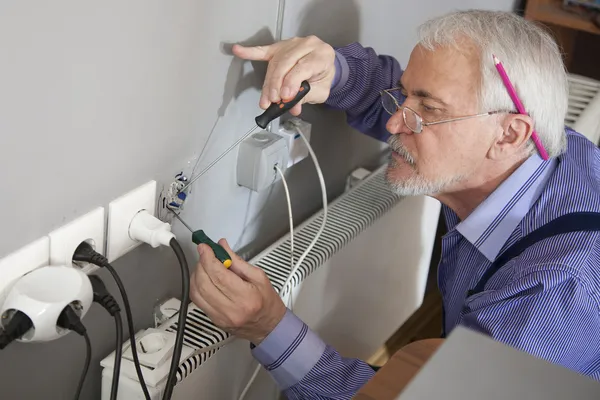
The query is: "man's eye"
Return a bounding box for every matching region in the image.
[422,104,438,112]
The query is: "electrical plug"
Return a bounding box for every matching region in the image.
[0,310,33,349]
[57,305,86,336]
[129,210,175,248]
[88,275,121,317]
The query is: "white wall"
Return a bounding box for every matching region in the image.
[0,1,514,399]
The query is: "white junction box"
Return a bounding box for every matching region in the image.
[237,131,289,192]
[277,117,311,168]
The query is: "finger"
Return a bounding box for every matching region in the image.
[197,243,247,295]
[194,261,237,306]
[190,285,223,325]
[259,92,270,110]
[280,54,317,101]
[232,43,278,109]
[218,238,244,264]
[289,103,302,116]
[219,239,271,289]
[217,239,260,281]
[232,44,276,61]
[263,47,316,103]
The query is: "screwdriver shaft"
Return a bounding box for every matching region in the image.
[179,124,258,194]
[169,209,193,233]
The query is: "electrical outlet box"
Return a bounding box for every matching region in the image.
[237,131,289,192]
[0,237,50,307]
[122,328,175,369]
[277,117,312,168]
[49,207,105,274]
[107,181,157,262]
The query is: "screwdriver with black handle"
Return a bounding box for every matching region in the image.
[172,81,311,266]
[178,81,311,194]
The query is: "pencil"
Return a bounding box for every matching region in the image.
[492,54,549,160]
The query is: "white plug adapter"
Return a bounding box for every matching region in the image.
[0,266,92,342]
[277,118,312,168]
[129,210,175,248]
[107,181,176,262]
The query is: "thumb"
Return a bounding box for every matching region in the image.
[196,243,217,265]
[232,43,275,61]
[218,239,259,281]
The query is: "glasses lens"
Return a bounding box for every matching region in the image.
[381,90,400,115]
[403,107,422,133]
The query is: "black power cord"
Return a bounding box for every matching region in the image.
[73,238,190,400]
[89,275,124,400]
[162,238,190,400]
[73,242,152,400]
[57,305,90,400]
[0,310,33,349]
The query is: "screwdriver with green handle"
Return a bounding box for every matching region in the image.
[169,210,233,268]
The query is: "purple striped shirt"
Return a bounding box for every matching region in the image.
[252,42,600,399]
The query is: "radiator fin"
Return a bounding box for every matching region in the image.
[565,74,600,127]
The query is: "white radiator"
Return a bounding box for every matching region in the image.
[164,163,441,399]
[566,73,600,145]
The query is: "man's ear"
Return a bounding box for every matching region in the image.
[488,114,534,159]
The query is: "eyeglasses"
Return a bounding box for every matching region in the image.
[380,88,504,134]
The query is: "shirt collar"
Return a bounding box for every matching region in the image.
[454,154,557,261]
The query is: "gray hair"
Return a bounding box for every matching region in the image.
[418,10,568,157]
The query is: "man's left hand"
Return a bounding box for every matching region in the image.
[190,239,286,345]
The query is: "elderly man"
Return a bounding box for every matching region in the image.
[190,10,600,399]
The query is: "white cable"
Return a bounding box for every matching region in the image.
[276,165,294,285]
[238,166,296,400]
[279,126,328,307]
[238,362,262,400]
[238,125,328,400]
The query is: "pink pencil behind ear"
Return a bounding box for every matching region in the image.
[492,54,549,160]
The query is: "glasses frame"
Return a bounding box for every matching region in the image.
[380,88,505,134]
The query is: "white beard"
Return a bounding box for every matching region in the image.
[385,136,462,196]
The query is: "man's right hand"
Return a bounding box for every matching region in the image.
[232,36,336,116]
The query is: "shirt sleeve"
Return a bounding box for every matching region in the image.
[252,309,375,399]
[459,266,600,377]
[325,43,404,142]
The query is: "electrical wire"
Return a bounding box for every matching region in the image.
[162,238,191,400]
[238,166,295,400]
[102,263,152,400]
[190,116,221,185]
[74,331,92,400]
[238,126,328,400]
[276,165,294,284]
[88,274,124,400]
[111,312,124,400]
[280,126,328,306]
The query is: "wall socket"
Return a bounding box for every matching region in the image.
[49,207,106,274]
[106,180,158,262]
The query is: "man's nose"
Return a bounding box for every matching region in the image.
[386,110,412,135]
